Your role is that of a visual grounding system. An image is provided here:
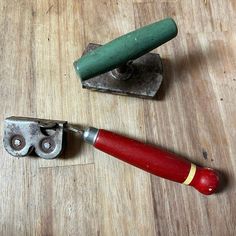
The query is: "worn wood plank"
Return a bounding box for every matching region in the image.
[134,1,236,235]
[0,0,236,235]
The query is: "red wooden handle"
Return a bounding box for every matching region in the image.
[94,129,219,195]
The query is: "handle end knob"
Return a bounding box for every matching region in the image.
[190,168,220,195]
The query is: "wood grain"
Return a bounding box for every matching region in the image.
[0,0,235,235]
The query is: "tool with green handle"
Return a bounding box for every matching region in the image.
[74,18,178,98]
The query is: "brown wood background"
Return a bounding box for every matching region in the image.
[0,0,236,235]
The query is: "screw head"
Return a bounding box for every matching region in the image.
[40,138,55,153]
[14,139,21,147]
[10,135,25,151]
[43,142,51,150]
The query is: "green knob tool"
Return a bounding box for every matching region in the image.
[74,18,178,98]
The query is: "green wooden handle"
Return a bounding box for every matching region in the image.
[74,18,177,81]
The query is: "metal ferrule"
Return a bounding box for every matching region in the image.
[83,127,99,145]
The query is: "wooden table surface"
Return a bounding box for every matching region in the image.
[0,0,236,235]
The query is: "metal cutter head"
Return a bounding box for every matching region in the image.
[3,117,67,159]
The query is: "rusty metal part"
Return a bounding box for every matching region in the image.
[10,134,26,151]
[40,137,56,153]
[110,62,134,81]
[3,117,67,159]
[81,43,163,99]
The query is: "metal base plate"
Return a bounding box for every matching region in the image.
[81,43,163,99]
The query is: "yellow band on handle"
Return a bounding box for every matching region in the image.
[183,163,196,185]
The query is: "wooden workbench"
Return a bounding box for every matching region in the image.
[0,0,235,235]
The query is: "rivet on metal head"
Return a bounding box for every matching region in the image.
[10,135,26,151]
[14,139,21,147]
[40,138,55,154]
[43,142,51,150]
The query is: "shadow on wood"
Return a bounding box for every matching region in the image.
[62,129,83,159]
